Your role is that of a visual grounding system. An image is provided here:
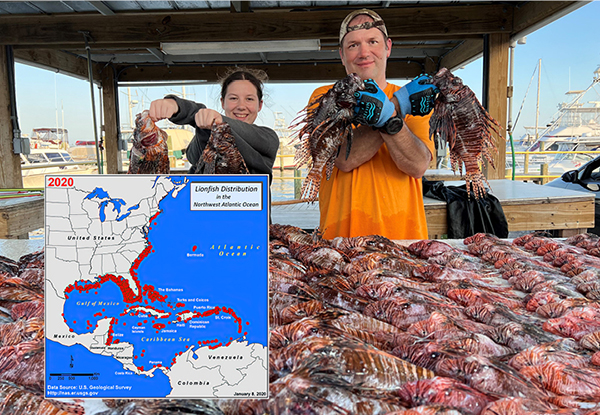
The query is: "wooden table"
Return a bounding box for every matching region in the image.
[425,179,594,239]
[424,169,465,182]
[2,180,594,240]
[272,179,595,239]
[0,195,44,239]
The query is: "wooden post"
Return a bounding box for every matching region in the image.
[101,66,119,174]
[0,47,24,189]
[540,163,549,185]
[524,152,529,174]
[294,169,301,199]
[482,33,509,180]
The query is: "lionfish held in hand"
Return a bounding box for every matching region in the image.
[292,73,364,201]
[127,110,170,174]
[193,121,249,174]
[430,67,504,198]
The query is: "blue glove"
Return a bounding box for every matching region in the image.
[394,74,439,117]
[353,79,395,128]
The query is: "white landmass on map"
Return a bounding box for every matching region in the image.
[166,341,268,397]
[45,176,186,345]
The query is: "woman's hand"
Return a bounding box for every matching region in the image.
[194,109,223,129]
[148,99,179,122]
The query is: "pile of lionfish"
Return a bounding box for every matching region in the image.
[5,229,600,414]
[294,68,501,200]
[128,111,247,176]
[243,226,600,415]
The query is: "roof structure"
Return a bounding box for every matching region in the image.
[0,1,588,82]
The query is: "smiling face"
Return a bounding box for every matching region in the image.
[221,79,263,124]
[339,14,392,87]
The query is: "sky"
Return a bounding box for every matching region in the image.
[14,1,600,145]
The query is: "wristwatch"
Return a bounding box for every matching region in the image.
[380,115,404,135]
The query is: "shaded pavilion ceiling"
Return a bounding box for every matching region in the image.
[0,1,587,83]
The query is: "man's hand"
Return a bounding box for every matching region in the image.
[194,109,223,129]
[148,98,179,122]
[393,74,439,117]
[353,79,395,128]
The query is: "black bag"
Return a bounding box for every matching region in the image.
[423,179,509,239]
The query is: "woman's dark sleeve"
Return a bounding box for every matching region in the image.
[222,116,280,176]
[165,95,207,128]
[163,95,209,169]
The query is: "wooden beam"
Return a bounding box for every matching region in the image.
[13,48,102,81]
[116,61,425,83]
[0,47,24,189]
[484,33,509,180]
[512,1,588,39]
[0,197,44,239]
[439,38,483,72]
[0,5,512,46]
[101,66,119,174]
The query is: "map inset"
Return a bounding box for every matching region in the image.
[45,175,269,399]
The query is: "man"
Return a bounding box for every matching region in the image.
[311,8,438,240]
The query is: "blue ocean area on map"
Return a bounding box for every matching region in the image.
[64,281,124,332]
[60,176,268,377]
[136,176,268,346]
[46,340,172,397]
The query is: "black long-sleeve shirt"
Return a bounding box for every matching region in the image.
[165,95,279,182]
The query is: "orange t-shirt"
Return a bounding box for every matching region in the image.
[310,82,435,240]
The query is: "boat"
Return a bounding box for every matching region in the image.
[21,128,100,188]
[21,148,98,188]
[507,65,600,176]
[273,112,296,170]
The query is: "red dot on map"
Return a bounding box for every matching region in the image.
[192,246,197,251]
[102,309,105,312]
[246,321,249,325]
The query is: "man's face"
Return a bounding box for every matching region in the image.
[339,15,392,85]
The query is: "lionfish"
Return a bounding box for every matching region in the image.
[193,122,249,174]
[127,110,170,174]
[430,67,504,199]
[293,73,364,201]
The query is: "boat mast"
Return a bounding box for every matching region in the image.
[535,58,541,146]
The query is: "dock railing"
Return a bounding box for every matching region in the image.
[273,150,600,199]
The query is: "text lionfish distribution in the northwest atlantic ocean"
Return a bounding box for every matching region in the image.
[44,175,269,399]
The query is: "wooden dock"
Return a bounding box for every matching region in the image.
[272,179,595,239]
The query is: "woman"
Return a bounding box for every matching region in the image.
[149,69,279,180]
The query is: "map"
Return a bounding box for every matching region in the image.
[44,175,269,399]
